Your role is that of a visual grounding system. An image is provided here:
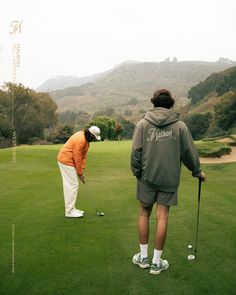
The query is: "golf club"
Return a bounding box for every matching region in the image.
[188,178,202,261]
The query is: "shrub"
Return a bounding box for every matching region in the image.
[28,137,41,145]
[47,125,74,144]
[0,137,11,148]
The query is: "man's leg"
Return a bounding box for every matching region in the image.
[152,204,169,266]
[139,202,153,246]
[132,202,152,268]
[155,204,169,250]
[58,162,79,215]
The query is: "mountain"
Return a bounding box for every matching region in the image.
[44,59,236,114]
[36,71,109,92]
[36,61,139,92]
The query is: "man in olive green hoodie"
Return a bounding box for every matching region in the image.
[131,89,206,275]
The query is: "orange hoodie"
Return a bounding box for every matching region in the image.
[57,131,89,175]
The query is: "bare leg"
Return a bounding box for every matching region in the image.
[155,204,170,250]
[138,202,153,244]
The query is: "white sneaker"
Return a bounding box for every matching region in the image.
[149,259,169,275]
[65,209,83,218]
[132,253,150,269]
[74,208,85,214]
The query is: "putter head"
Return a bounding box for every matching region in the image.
[96,208,104,216]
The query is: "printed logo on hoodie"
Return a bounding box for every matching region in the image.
[147,128,176,142]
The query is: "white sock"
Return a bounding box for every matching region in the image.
[140,244,148,259]
[152,249,163,265]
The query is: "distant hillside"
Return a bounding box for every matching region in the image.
[181,66,236,139]
[188,66,236,104]
[36,61,138,92]
[45,59,236,114]
[186,66,236,115]
[36,71,110,92]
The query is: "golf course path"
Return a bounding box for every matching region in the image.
[200,146,236,164]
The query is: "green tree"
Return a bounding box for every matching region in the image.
[89,116,116,140]
[188,66,236,105]
[214,92,236,131]
[0,83,58,145]
[115,123,124,141]
[216,68,236,95]
[59,110,90,130]
[118,118,135,139]
[47,125,74,144]
[0,89,11,139]
[188,73,222,105]
[184,113,212,140]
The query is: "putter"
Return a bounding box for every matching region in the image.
[188,178,202,261]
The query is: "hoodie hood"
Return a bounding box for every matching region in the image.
[144,107,180,127]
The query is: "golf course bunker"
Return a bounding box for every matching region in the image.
[200,146,236,164]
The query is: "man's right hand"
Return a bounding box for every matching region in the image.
[198,172,206,182]
[78,174,85,184]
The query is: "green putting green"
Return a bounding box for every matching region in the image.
[0,141,235,295]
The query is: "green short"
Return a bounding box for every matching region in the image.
[136,180,178,206]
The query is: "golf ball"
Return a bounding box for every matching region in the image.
[188,254,195,260]
[188,244,193,249]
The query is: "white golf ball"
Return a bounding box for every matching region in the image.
[188,254,195,260]
[188,244,193,249]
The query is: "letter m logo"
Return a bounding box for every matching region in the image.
[10,20,23,34]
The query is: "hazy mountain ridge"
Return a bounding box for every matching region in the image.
[36,70,110,92]
[36,61,140,92]
[41,59,236,113]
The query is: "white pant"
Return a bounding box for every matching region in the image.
[58,161,79,214]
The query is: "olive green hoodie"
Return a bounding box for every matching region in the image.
[131,107,201,192]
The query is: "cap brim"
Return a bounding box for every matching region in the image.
[95,135,101,141]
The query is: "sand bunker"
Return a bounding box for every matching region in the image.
[200,136,236,164]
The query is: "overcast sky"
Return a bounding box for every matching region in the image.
[0,0,235,89]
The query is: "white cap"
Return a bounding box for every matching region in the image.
[89,126,101,141]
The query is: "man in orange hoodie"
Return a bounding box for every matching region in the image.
[57,126,101,218]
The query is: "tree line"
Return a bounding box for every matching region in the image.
[188,66,236,105]
[0,83,57,147]
[184,66,236,139]
[184,91,236,140]
[49,110,135,143]
[0,83,135,148]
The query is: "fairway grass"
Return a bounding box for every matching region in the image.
[0,142,235,295]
